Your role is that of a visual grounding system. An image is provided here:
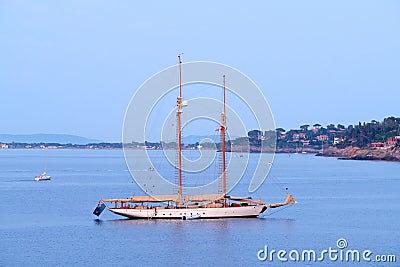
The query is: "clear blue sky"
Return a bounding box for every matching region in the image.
[1,1,399,142]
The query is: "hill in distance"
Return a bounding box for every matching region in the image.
[181,134,239,144]
[0,134,103,145]
[181,135,220,144]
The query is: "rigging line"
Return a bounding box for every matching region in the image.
[210,130,219,190]
[102,200,110,209]
[268,173,291,195]
[264,203,294,216]
[195,83,218,92]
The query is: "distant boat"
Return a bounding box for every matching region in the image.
[35,172,51,181]
[35,148,51,181]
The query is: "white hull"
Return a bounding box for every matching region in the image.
[34,176,51,181]
[109,205,267,219]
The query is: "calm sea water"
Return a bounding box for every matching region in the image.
[0,149,399,266]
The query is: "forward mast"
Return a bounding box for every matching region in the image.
[221,75,227,205]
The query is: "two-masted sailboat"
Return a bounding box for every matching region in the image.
[93,56,296,219]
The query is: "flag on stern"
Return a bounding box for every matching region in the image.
[93,200,106,216]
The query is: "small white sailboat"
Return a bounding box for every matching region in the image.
[34,172,51,181]
[35,148,51,181]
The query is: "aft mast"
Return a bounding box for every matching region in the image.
[221,75,227,206]
[44,146,47,173]
[177,55,183,204]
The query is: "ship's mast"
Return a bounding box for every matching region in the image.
[221,75,227,206]
[177,55,183,204]
[43,146,47,173]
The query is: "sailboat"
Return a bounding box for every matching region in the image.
[35,147,51,181]
[93,55,296,219]
[34,172,51,181]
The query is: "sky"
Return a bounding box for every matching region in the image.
[1,1,399,142]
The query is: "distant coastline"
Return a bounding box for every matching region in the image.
[1,141,400,162]
[2,116,399,162]
[0,133,101,145]
[0,142,122,150]
[317,146,400,162]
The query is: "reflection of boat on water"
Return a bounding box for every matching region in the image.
[93,55,296,219]
[35,148,51,181]
[182,214,201,220]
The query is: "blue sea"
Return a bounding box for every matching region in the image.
[0,150,399,266]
